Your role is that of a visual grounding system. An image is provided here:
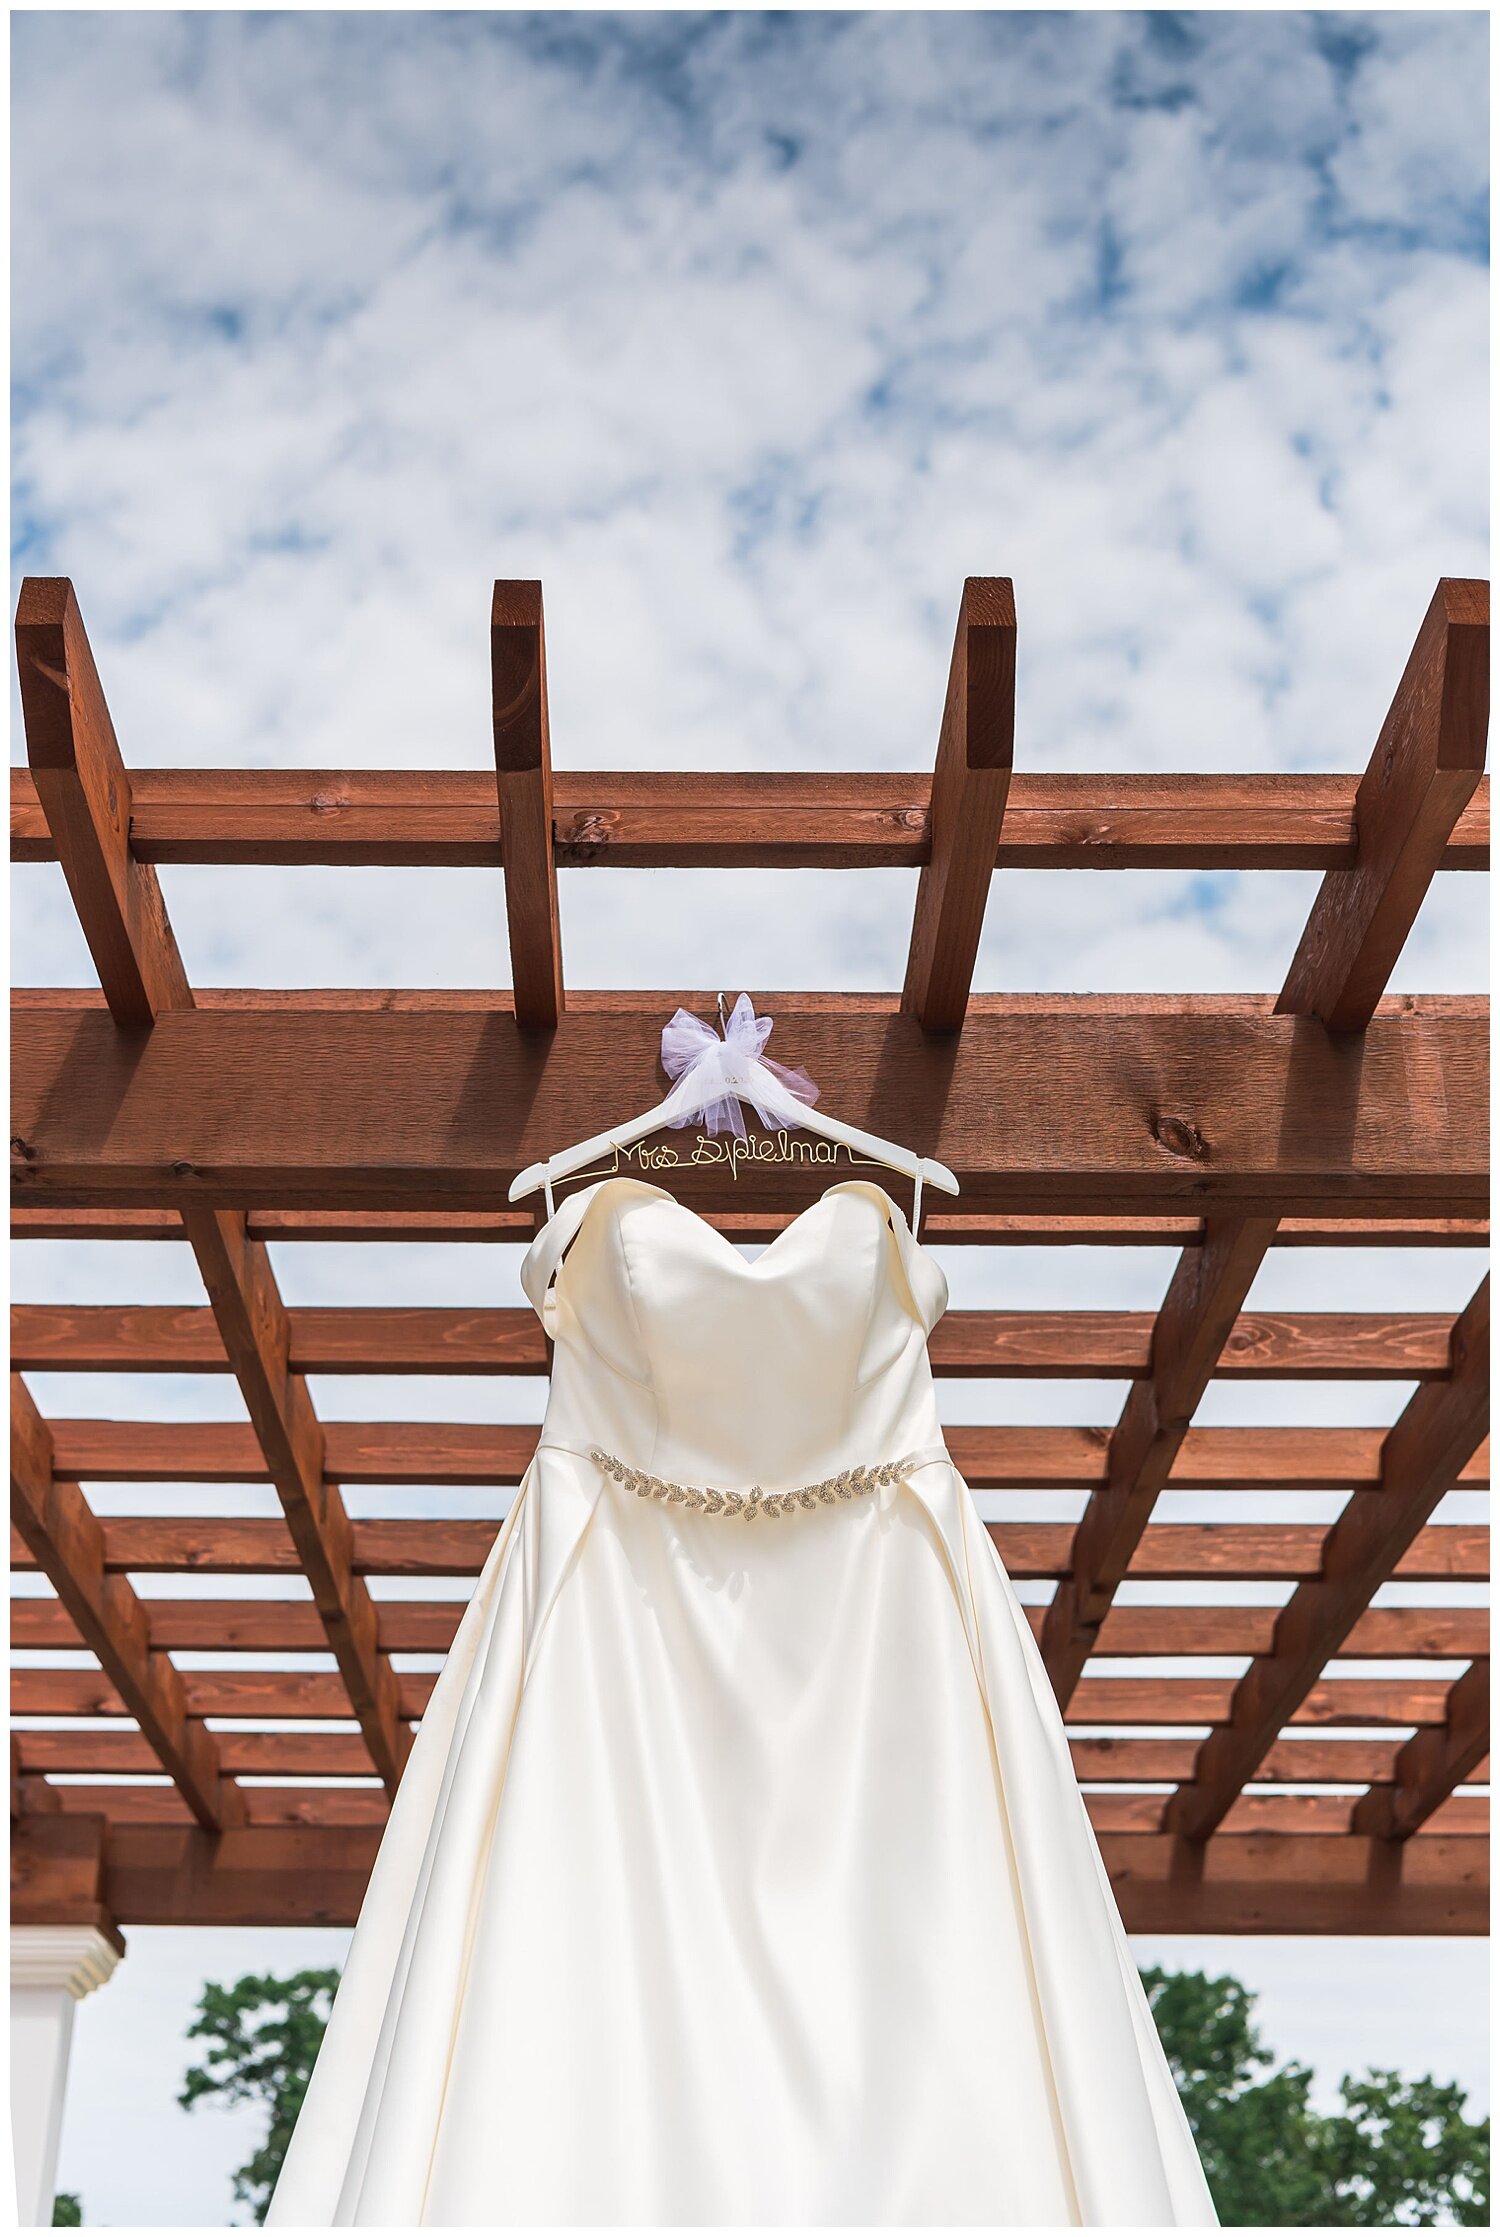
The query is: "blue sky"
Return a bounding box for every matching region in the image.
[9,9,1490,2225]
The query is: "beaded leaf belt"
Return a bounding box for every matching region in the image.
[589,1446,922,1519]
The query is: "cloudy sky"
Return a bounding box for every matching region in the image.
[10,8,1489,2225]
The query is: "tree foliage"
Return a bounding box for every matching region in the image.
[51,2194,81,2226]
[178,1960,1488,2227]
[177,1968,341,2224]
[1143,1965,1489,2226]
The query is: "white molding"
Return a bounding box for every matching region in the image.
[10,1925,123,2000]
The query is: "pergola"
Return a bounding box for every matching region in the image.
[10,573,1489,1989]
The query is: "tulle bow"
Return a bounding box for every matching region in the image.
[659,994,821,1140]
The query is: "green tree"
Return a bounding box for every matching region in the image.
[1142,1965,1489,2226]
[178,1968,341,2225]
[51,2194,82,2226]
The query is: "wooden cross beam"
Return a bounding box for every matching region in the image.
[9,1302,1467,1380]
[1167,1277,1490,1843]
[12,575,410,1796]
[10,1201,1489,1250]
[10,1818,1483,1934]
[1042,580,1491,1704]
[11,1515,1482,1586]
[1280,580,1490,1032]
[10,1661,1475,1730]
[901,578,1016,1031]
[1351,1659,1491,1842]
[10,996,1485,1217]
[24,1416,1489,1491]
[492,580,564,1027]
[10,1377,237,1831]
[11,765,1490,872]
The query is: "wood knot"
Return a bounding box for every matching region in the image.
[309,791,347,817]
[895,805,927,833]
[170,1159,196,1178]
[10,1135,36,1162]
[1152,1111,1209,1162]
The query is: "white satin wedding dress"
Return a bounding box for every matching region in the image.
[268,1175,1215,2226]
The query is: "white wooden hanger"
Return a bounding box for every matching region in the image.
[508,993,959,1231]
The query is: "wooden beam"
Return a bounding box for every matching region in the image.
[1042,1217,1278,1700]
[12,1516,1484,1584]
[492,580,563,1028]
[11,1301,1464,1381]
[14,1593,1486,1663]
[1169,1278,1490,1842]
[1279,581,1489,1032]
[1352,1658,1491,1842]
[901,578,1015,1030]
[12,576,413,1802]
[181,1210,411,1796]
[12,1818,1478,1932]
[32,1416,1488,1490]
[11,1814,126,1947]
[23,1722,1482,1787]
[20,1777,1488,1842]
[14,578,193,1026]
[13,766,1489,872]
[11,996,1485,1216]
[11,1662,1470,1731]
[1043,586,1492,1708]
[11,1202,1489,1250]
[9,1377,235,1831]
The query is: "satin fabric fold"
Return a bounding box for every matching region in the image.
[269,1179,1215,2227]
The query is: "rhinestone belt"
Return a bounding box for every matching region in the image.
[589,1445,922,1519]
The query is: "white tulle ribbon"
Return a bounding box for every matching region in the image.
[659,994,821,1140]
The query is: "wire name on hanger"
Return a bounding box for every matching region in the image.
[579,1129,885,1185]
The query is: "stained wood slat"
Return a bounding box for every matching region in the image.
[20,1780,1485,1843]
[36,1416,1488,1491]
[1042,1217,1278,1701]
[11,767,1490,872]
[12,1594,1485,1662]
[14,998,1484,1218]
[9,1378,235,1831]
[10,1665,1465,1728]
[11,1203,1490,1249]
[902,578,1016,1029]
[1280,580,1489,1032]
[12,1302,1462,1380]
[1352,1658,1491,1842]
[1169,1278,1490,1842]
[14,580,194,1027]
[23,1726,1483,1790]
[11,1518,1485,1583]
[492,580,563,1028]
[16,1819,1484,1932]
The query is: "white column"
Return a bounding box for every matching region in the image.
[10,1925,123,2226]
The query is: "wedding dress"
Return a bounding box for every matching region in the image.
[268,1175,1216,2226]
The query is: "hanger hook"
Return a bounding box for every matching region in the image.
[716,990,728,1036]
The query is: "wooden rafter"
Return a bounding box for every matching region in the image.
[1168,1277,1490,1843]
[10,1376,237,1831]
[1279,580,1489,1032]
[14,1595,1484,1663]
[1351,1659,1491,1842]
[13,766,1488,872]
[12,1516,1483,1586]
[13,575,410,1797]
[492,579,563,1027]
[10,1301,1467,1380]
[26,1415,1489,1490]
[901,577,1016,1030]
[11,996,1484,1218]
[1043,580,1491,1704]
[8,1817,1482,1934]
